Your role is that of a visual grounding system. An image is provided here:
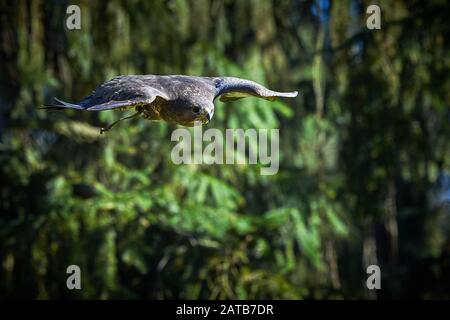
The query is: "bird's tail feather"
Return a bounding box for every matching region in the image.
[40,98,84,110]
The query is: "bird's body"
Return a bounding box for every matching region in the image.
[46,75,298,132]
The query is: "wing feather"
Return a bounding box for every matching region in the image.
[47,76,170,111]
[215,77,298,102]
[81,76,170,110]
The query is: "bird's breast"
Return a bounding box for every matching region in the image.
[138,99,167,121]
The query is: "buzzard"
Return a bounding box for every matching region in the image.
[45,75,298,133]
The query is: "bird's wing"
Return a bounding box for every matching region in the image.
[214,77,298,102]
[49,76,170,111]
[82,76,170,110]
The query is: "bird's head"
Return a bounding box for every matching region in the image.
[165,98,214,127]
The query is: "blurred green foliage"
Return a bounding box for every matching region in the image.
[0,0,449,299]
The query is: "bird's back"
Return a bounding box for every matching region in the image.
[78,75,217,108]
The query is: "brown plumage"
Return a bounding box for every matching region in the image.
[45,75,298,133]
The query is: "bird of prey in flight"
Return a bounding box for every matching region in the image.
[45,75,298,133]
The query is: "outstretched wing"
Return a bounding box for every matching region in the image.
[214,77,298,102]
[48,76,170,111]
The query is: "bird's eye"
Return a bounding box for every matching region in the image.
[192,106,201,114]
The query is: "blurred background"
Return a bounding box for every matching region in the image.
[0,0,449,299]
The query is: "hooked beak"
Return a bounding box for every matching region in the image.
[205,109,213,122]
[201,109,213,124]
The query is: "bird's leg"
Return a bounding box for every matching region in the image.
[100,111,141,134]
